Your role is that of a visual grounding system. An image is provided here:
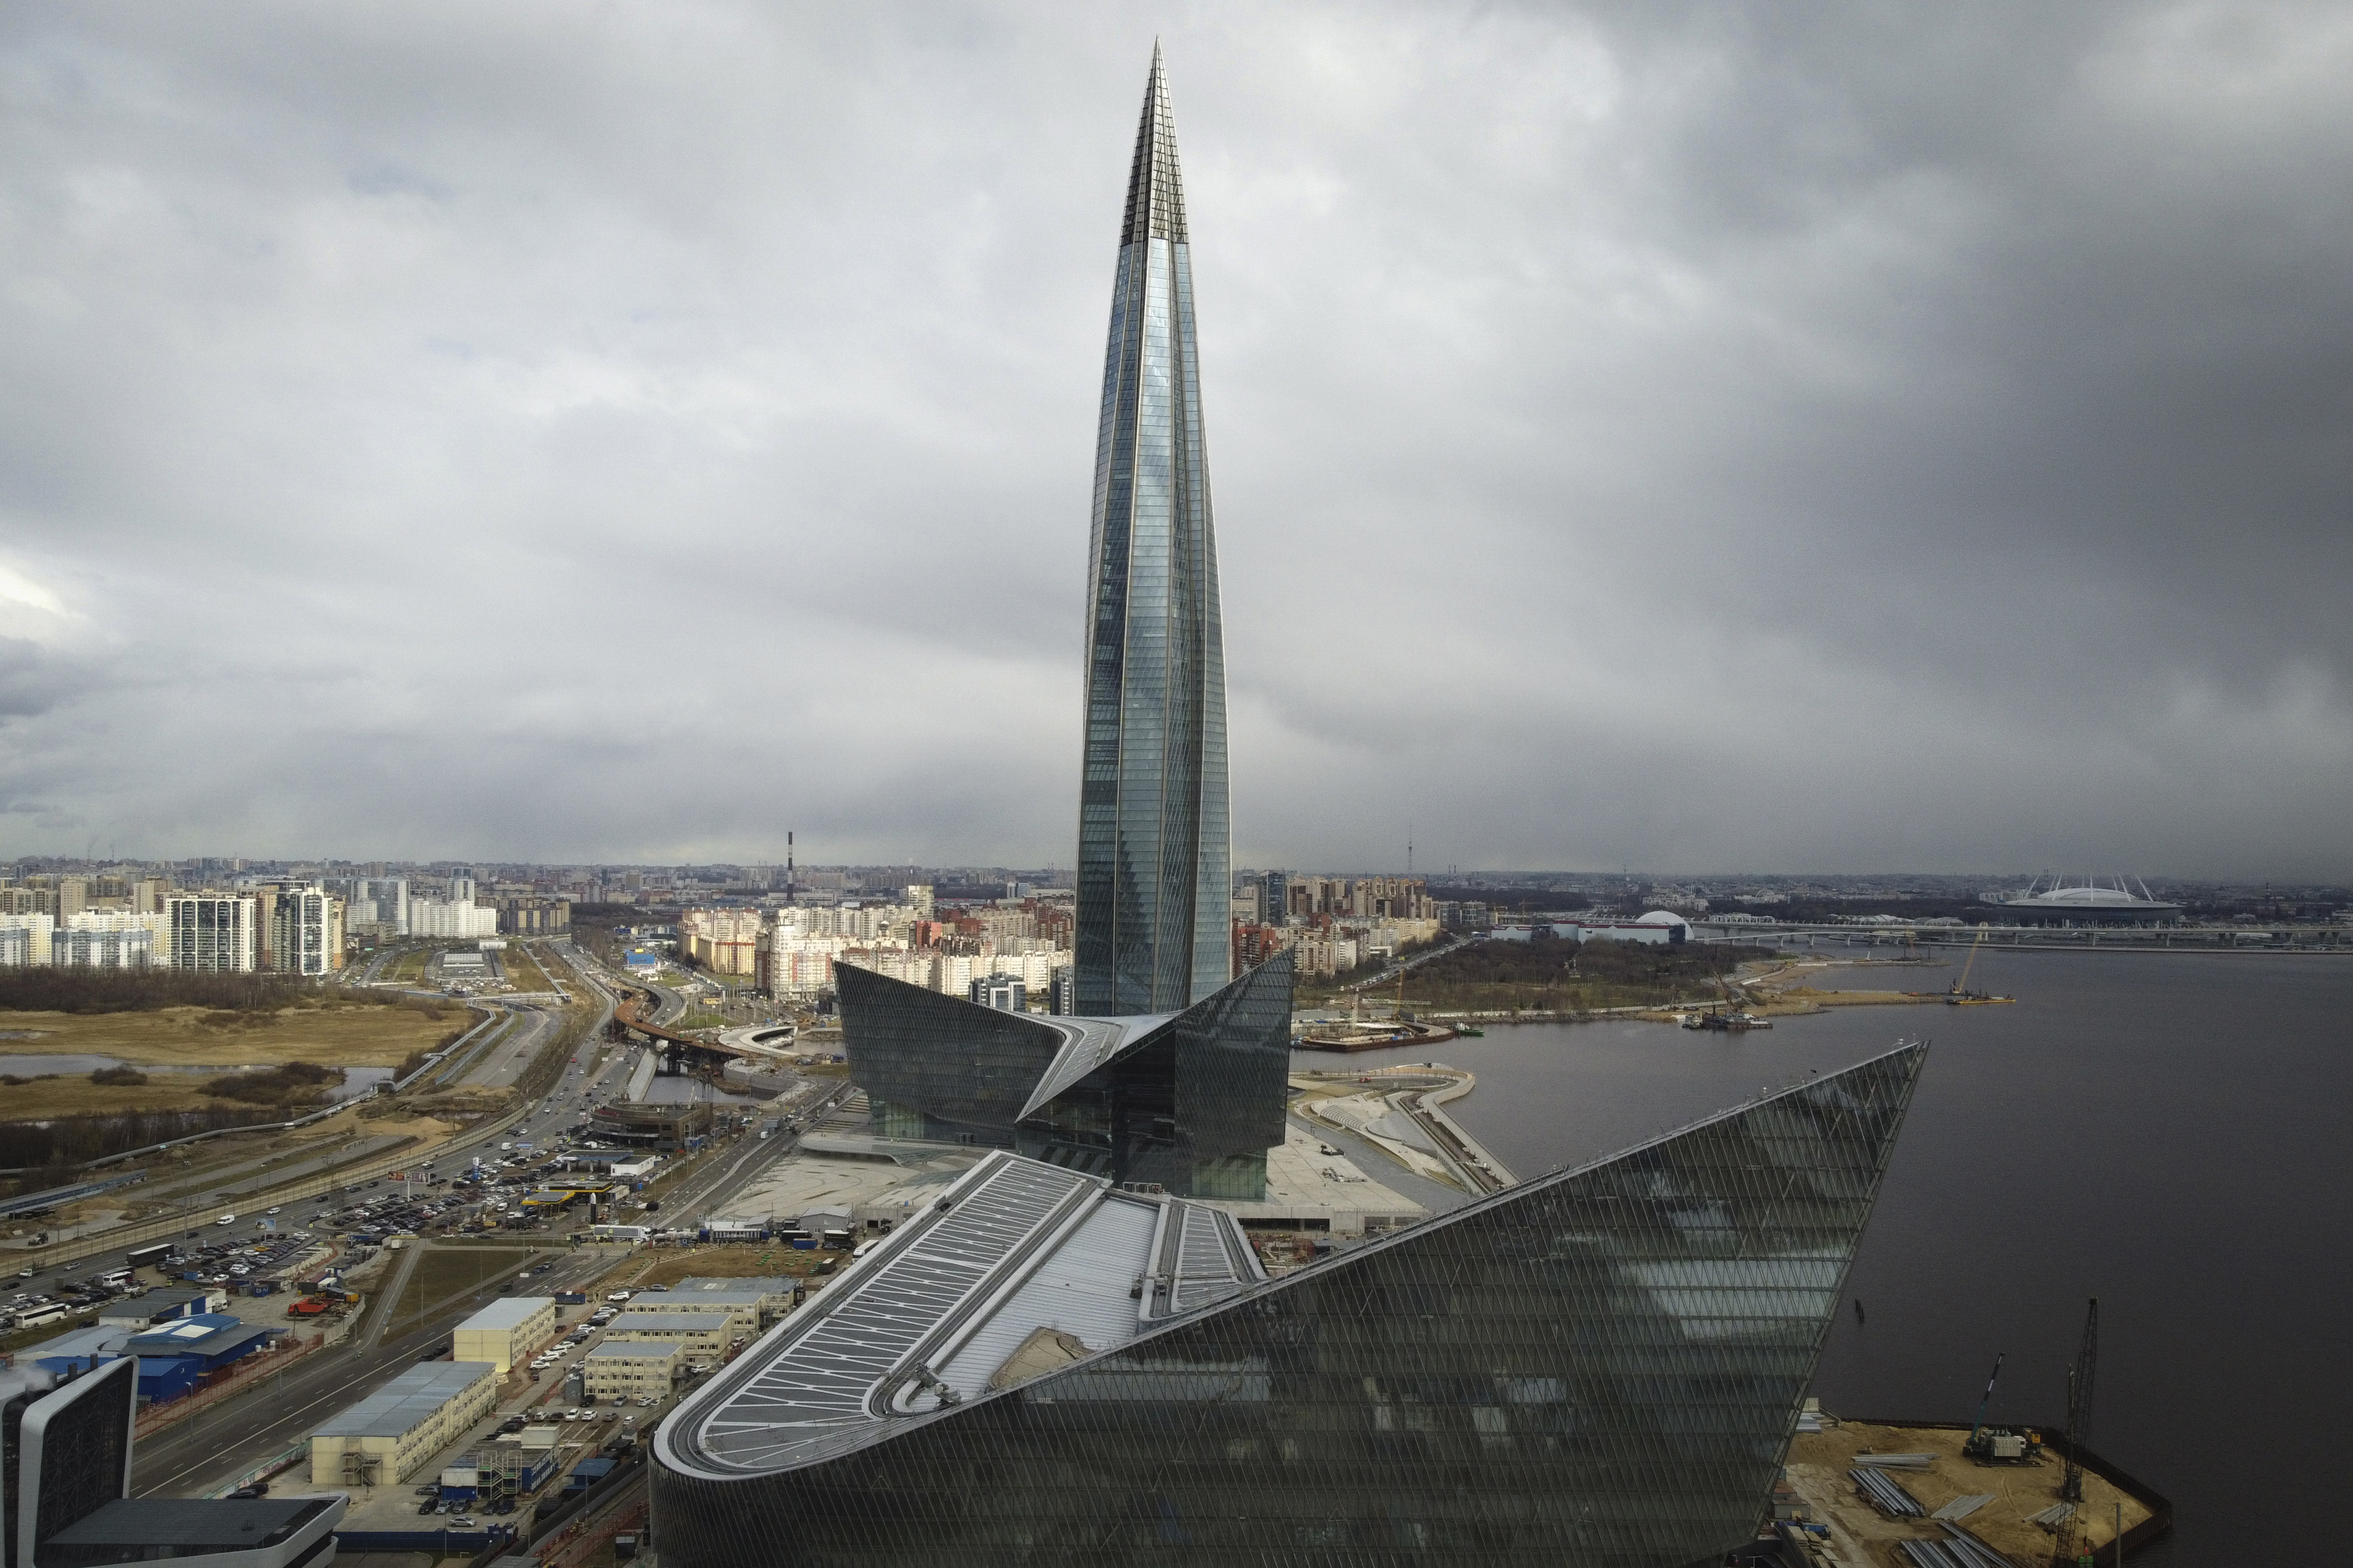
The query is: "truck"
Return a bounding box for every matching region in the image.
[125,1243,174,1272]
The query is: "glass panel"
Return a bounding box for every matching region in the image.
[653,1045,1928,1567]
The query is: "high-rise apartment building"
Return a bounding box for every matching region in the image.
[1073,47,1232,1015]
[0,914,53,966]
[166,894,259,973]
[349,876,409,935]
[408,899,498,939]
[56,916,157,968]
[269,889,344,976]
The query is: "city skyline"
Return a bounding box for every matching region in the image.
[1074,47,1232,1012]
[2,9,2349,879]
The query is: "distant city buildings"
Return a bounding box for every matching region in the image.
[1227,873,1441,977]
[733,891,1075,1006]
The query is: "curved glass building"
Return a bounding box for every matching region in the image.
[1075,44,1232,1015]
[836,949,1293,1198]
[650,1041,1927,1567]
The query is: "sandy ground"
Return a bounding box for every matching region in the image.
[1784,1420,2151,1566]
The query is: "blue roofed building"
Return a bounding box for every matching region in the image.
[23,1324,129,1379]
[124,1312,280,1373]
[26,1313,281,1404]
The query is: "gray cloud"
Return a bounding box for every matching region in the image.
[0,1,2347,876]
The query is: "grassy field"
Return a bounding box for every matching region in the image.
[386,949,433,983]
[0,1000,462,1069]
[618,1243,835,1290]
[385,1245,545,1336]
[0,1073,265,1120]
[501,945,557,991]
[1355,939,1785,1014]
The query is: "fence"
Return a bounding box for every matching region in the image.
[535,1499,645,1568]
[135,1331,325,1438]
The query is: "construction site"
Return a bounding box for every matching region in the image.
[1772,1303,2171,1566]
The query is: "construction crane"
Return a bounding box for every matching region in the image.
[1962,1352,2005,1455]
[1962,1352,2037,1463]
[2064,1297,2101,1503]
[1949,929,1986,998]
[1944,927,2015,1006]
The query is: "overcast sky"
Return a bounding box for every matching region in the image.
[2,2,2348,878]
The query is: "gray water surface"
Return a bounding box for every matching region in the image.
[1298,948,2352,1561]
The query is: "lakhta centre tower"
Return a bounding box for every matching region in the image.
[1074,45,1232,1015]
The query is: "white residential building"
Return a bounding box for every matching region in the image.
[0,914,54,966]
[57,913,161,968]
[409,899,498,939]
[166,895,258,972]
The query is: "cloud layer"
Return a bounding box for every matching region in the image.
[2,2,2347,876]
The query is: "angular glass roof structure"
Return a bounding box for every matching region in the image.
[1074,43,1232,1015]
[651,1041,1928,1567]
[835,949,1292,1199]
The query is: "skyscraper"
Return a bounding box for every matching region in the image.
[1074,45,1232,1015]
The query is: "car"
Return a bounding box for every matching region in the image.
[265,1206,281,1216]
[451,1517,476,1528]
[14,1268,30,1279]
[417,1501,438,1516]
[215,1214,237,1226]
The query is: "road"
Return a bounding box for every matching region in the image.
[129,1242,623,1498]
[1340,934,1473,994]
[106,940,838,1499]
[13,944,613,1289]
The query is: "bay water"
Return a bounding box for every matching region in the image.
[1294,948,2353,1560]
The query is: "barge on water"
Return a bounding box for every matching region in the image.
[1682,1009,1774,1031]
[1294,1019,1456,1052]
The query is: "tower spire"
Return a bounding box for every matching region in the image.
[1120,40,1188,246]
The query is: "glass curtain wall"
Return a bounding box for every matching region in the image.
[1076,46,1232,1016]
[835,962,1062,1146]
[652,1043,1926,1568]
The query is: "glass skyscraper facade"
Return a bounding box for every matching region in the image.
[836,949,1293,1198]
[1075,44,1232,1015]
[651,1042,1928,1567]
